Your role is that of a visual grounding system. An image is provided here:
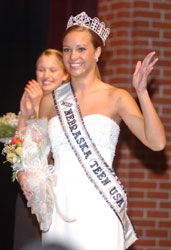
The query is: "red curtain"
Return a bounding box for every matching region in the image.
[47,0,98,50]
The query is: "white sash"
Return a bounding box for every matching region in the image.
[53,82,137,249]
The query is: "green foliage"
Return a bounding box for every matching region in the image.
[0,123,16,138]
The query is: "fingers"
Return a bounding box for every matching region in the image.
[20,181,33,203]
[142,51,158,68]
[24,79,43,100]
[135,51,158,79]
[23,189,33,203]
[133,61,141,75]
[149,57,158,68]
[25,81,41,95]
[23,80,42,117]
[17,172,32,203]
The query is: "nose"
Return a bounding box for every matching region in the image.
[70,49,78,60]
[43,69,51,78]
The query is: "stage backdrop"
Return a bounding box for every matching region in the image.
[0,0,97,116]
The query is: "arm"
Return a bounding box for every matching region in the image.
[17,80,43,133]
[16,81,43,188]
[39,92,55,120]
[16,92,34,133]
[118,52,166,151]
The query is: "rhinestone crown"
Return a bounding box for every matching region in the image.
[66,12,110,45]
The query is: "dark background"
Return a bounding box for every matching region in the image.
[0,1,97,250]
[0,0,97,115]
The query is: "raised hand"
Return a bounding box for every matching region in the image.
[24,79,43,108]
[132,51,158,92]
[24,79,43,118]
[20,92,35,120]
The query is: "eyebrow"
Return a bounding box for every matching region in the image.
[63,43,87,47]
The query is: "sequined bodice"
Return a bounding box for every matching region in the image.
[48,114,120,166]
[43,115,127,250]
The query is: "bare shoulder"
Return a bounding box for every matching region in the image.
[103,82,132,101]
[102,82,139,120]
[105,83,143,122]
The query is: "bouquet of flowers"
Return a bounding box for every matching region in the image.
[0,112,18,143]
[2,134,23,181]
[2,119,74,231]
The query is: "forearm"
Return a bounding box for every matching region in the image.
[15,113,28,135]
[34,105,39,119]
[137,89,166,150]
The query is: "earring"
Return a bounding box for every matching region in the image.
[96,57,99,62]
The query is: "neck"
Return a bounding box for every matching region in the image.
[70,74,101,94]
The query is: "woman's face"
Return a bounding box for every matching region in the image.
[36,55,67,94]
[63,30,100,79]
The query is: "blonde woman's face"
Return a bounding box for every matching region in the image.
[36,55,67,94]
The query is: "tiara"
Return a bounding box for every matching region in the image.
[66,12,110,45]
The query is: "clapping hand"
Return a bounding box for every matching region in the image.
[20,92,35,119]
[25,80,43,115]
[20,80,43,119]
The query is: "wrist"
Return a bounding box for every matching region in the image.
[19,111,35,120]
[136,88,148,97]
[19,111,30,120]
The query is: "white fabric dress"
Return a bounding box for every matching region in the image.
[42,114,125,250]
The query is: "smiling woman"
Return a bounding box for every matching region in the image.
[14,48,70,250]
[17,49,69,129]
[62,26,102,80]
[16,12,166,250]
[36,49,70,95]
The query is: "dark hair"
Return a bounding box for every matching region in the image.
[63,26,102,79]
[63,26,104,49]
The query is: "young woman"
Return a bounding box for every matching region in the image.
[18,13,166,250]
[15,48,69,249]
[17,48,69,131]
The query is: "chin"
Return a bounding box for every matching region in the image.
[42,87,51,93]
[70,68,84,76]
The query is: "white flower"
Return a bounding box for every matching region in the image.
[0,112,18,138]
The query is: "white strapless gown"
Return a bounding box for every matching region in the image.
[42,114,125,250]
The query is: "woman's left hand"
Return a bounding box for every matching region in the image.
[17,171,33,203]
[132,51,158,92]
[24,80,43,118]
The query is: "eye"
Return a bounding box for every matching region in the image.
[37,67,45,72]
[50,68,57,73]
[78,47,86,52]
[63,47,70,53]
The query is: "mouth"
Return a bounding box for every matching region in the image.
[70,63,82,70]
[42,80,52,86]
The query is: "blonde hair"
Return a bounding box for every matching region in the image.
[36,49,70,83]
